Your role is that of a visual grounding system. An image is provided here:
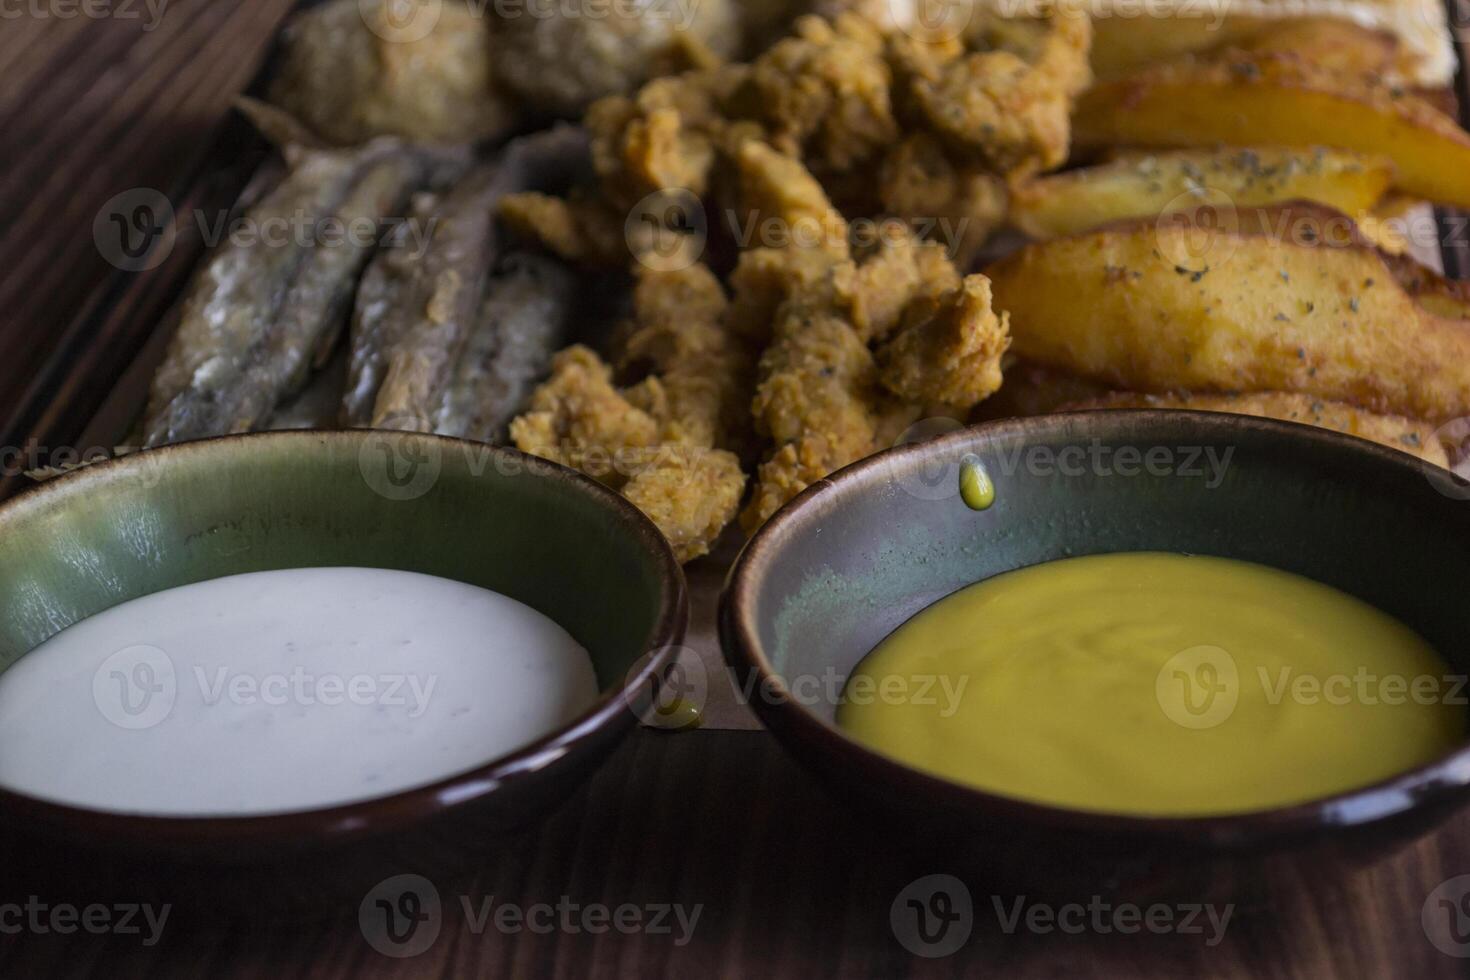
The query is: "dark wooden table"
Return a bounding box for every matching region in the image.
[5,4,1470,976]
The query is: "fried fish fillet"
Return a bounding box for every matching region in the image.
[1065,391,1449,467]
[433,252,577,443]
[737,142,1008,527]
[875,277,1011,408]
[510,263,752,562]
[617,263,757,452]
[344,165,502,431]
[347,127,593,431]
[890,2,1092,178]
[144,135,433,447]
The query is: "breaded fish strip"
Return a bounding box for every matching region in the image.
[876,276,1011,407]
[623,446,748,563]
[893,4,1092,177]
[1065,391,1449,467]
[510,346,661,484]
[878,133,1008,269]
[618,264,756,452]
[736,142,1010,526]
[510,266,752,561]
[745,13,899,174]
[511,346,746,562]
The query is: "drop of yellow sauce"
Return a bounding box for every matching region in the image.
[651,697,703,732]
[837,552,1465,816]
[958,456,994,511]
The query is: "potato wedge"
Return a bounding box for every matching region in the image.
[984,218,1470,421]
[1072,51,1470,208]
[1009,148,1393,240]
[1237,21,1398,78]
[1380,251,1470,320]
[1090,17,1275,79]
[1064,390,1448,466]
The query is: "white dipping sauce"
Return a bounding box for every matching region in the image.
[0,567,599,816]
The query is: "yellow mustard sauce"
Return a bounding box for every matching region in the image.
[836,552,1465,816]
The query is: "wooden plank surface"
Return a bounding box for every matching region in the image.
[4,5,1470,976]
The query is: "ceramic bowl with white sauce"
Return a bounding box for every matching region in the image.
[0,430,686,910]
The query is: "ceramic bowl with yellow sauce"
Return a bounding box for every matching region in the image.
[720,411,1470,897]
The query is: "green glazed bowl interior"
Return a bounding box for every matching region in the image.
[722,411,1470,842]
[0,430,685,840]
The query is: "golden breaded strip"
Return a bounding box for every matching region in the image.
[512,265,753,561]
[894,4,1092,177]
[509,346,662,489]
[1066,391,1449,467]
[735,140,852,262]
[619,264,756,451]
[622,446,747,562]
[498,191,629,268]
[746,14,898,174]
[876,276,1011,408]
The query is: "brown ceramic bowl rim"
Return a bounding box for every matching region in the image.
[0,430,687,849]
[721,410,1470,846]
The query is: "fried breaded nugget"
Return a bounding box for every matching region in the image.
[622,445,747,562]
[511,263,753,561]
[744,283,923,528]
[745,14,899,174]
[733,139,852,260]
[509,346,662,485]
[498,190,630,268]
[893,3,1091,177]
[511,344,747,562]
[735,143,1008,528]
[1065,391,1449,467]
[876,276,1011,407]
[836,230,963,342]
[878,133,1008,268]
[619,264,756,451]
[586,68,751,207]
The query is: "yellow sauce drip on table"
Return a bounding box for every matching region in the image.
[837,553,1464,816]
